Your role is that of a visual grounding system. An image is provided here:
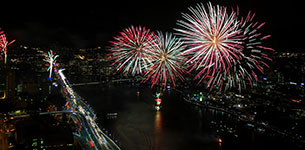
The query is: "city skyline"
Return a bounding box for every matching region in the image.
[1,1,305,149]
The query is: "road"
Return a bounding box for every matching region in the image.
[54,68,120,150]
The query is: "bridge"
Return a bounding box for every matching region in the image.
[70,82,100,86]
[10,110,119,150]
[70,76,143,87]
[54,68,121,150]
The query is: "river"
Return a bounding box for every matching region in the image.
[73,82,303,150]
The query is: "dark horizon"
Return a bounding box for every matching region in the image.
[1,0,304,51]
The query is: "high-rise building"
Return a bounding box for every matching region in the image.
[0,65,5,100]
[6,68,16,99]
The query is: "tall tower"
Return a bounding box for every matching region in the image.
[0,65,16,100]
[0,64,5,100]
[6,67,16,99]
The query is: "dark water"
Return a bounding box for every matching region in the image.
[74,83,303,150]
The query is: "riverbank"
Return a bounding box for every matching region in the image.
[72,83,304,150]
[176,88,305,145]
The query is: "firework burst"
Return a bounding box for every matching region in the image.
[0,32,15,64]
[226,9,274,90]
[143,32,187,88]
[43,50,59,78]
[175,2,243,89]
[206,9,274,91]
[108,26,157,76]
[175,3,273,91]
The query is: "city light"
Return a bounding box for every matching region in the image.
[54,67,119,149]
[1,1,304,150]
[156,98,162,106]
[0,90,6,100]
[218,138,222,143]
[292,100,301,103]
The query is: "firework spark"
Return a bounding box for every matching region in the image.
[108,26,157,76]
[204,9,274,91]
[175,2,243,90]
[226,10,274,90]
[0,33,15,64]
[43,50,59,78]
[143,32,187,88]
[175,3,273,91]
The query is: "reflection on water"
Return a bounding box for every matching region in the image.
[218,137,222,150]
[74,84,304,150]
[155,111,162,133]
[154,111,162,150]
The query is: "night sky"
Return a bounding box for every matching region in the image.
[2,0,304,51]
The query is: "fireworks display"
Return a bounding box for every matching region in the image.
[143,32,186,87]
[175,2,273,91]
[175,2,243,90]
[43,50,59,78]
[107,3,273,91]
[224,10,274,91]
[0,31,15,64]
[108,26,157,76]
